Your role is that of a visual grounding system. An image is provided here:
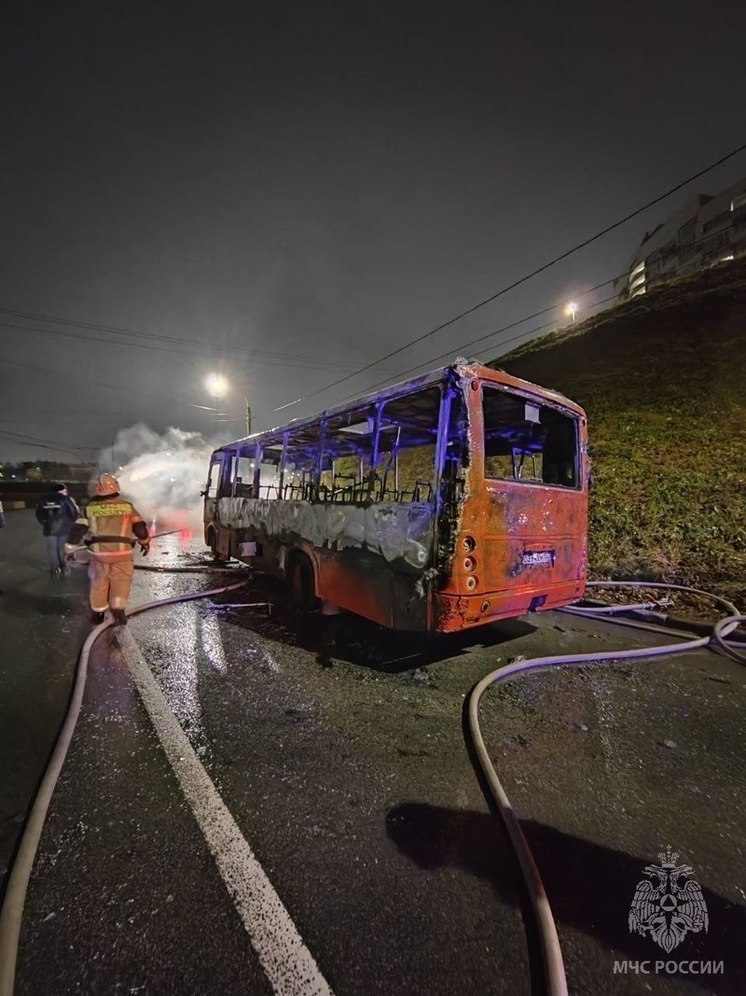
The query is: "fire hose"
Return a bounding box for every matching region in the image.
[64,529,186,566]
[1,573,743,996]
[465,581,744,996]
[66,530,246,576]
[0,574,248,996]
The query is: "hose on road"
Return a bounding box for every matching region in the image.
[0,575,247,996]
[584,579,739,618]
[465,581,743,996]
[2,569,743,996]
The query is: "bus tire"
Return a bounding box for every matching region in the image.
[287,553,318,612]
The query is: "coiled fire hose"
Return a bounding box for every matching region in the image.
[465,581,744,996]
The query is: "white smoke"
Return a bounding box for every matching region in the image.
[96,424,214,531]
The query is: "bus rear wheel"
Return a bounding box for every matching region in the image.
[287,554,318,613]
[207,529,228,565]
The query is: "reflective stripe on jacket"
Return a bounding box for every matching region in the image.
[68,495,148,558]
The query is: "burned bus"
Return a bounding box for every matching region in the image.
[202,359,589,632]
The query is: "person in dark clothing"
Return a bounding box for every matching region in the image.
[35,484,80,576]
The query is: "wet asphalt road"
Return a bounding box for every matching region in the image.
[2,508,745,995]
[0,510,93,881]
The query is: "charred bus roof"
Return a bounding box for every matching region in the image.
[213,358,585,453]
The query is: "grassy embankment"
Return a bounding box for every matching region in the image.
[491,259,746,608]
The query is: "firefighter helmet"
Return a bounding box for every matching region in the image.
[96,473,120,496]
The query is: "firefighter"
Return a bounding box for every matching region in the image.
[65,473,150,625]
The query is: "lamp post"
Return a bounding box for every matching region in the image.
[205,372,252,435]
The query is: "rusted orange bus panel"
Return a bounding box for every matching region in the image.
[430,363,588,631]
[318,549,399,628]
[317,555,428,629]
[204,360,588,633]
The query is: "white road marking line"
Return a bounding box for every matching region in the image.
[119,628,334,996]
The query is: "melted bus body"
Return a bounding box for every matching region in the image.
[203,360,589,633]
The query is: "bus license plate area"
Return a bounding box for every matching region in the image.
[522,550,555,567]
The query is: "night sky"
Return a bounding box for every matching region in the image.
[1,1,745,463]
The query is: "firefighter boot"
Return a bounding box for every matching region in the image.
[111,608,128,626]
[91,611,106,624]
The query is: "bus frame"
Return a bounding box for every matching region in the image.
[203,358,589,633]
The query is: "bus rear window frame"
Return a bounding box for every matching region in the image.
[481,382,581,490]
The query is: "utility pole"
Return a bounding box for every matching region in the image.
[244,398,252,436]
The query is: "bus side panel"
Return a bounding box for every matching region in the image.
[391,571,430,631]
[317,551,429,630]
[223,526,416,631]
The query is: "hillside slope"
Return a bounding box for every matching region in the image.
[490,259,746,607]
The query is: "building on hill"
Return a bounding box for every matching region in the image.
[616,176,746,300]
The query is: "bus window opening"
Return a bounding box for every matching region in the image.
[483,386,579,487]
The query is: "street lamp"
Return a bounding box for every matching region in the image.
[204,372,252,436]
[564,301,578,323]
[205,372,229,403]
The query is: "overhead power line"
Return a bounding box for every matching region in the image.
[330,220,740,407]
[273,139,746,412]
[0,318,361,373]
[0,428,97,455]
[0,355,192,409]
[0,304,297,358]
[2,222,732,442]
[333,287,619,410]
[0,307,381,373]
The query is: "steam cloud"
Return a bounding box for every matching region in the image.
[96,424,214,530]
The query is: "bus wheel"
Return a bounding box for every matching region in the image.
[288,554,318,612]
[207,529,228,566]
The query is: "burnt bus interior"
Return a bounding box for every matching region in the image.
[482,386,579,488]
[208,373,580,507]
[212,384,461,507]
